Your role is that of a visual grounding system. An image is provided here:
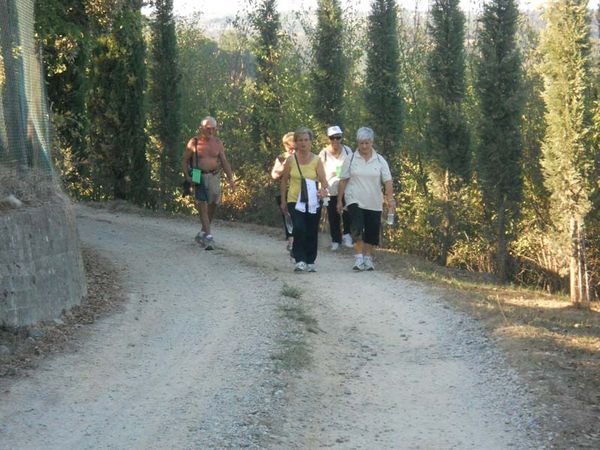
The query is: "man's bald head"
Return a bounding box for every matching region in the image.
[199,116,218,138]
[201,116,217,128]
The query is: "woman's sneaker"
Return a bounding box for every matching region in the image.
[353,256,364,271]
[363,256,375,271]
[342,234,353,248]
[204,235,215,250]
[294,261,307,272]
[330,242,340,251]
[307,264,317,272]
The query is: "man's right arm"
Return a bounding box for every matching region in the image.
[181,140,193,182]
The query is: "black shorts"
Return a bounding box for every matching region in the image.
[347,203,381,246]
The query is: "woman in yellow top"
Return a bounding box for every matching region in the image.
[279,127,329,272]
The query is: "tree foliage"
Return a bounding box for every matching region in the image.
[248,0,283,165]
[35,0,89,191]
[311,0,347,127]
[149,0,181,208]
[540,0,596,305]
[87,0,148,203]
[426,0,470,266]
[475,0,524,280]
[427,0,469,180]
[365,0,403,155]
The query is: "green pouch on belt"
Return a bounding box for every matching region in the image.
[192,168,202,184]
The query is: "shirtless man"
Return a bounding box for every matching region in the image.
[182,116,236,250]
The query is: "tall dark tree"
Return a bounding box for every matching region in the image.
[249,0,282,165]
[475,0,524,281]
[87,0,148,203]
[426,0,470,266]
[149,0,181,208]
[311,0,347,127]
[365,0,402,155]
[540,0,595,305]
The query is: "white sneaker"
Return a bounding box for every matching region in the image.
[342,234,353,248]
[363,256,375,271]
[353,256,364,271]
[307,264,317,272]
[330,242,340,251]
[195,231,206,246]
[294,261,307,272]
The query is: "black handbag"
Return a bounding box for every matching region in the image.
[182,180,192,196]
[294,154,309,203]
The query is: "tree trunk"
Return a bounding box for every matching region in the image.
[569,216,580,306]
[496,196,508,282]
[439,169,451,266]
[579,223,591,308]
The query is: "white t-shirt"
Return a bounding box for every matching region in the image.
[339,150,392,211]
[318,145,352,196]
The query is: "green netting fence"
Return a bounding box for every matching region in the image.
[0,0,54,194]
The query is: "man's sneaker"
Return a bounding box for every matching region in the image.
[307,263,317,272]
[294,261,307,272]
[342,234,353,248]
[353,256,364,271]
[204,235,215,250]
[363,256,375,271]
[330,242,340,251]
[195,231,206,246]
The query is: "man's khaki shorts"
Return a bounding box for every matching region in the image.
[194,172,221,204]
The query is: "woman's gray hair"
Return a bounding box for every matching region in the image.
[294,126,314,142]
[356,127,374,142]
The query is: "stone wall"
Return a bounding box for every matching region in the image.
[0,197,86,326]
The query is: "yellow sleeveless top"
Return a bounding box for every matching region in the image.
[287,155,319,203]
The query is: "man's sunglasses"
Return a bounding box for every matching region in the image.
[329,135,342,140]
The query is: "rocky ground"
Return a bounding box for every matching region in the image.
[1,204,597,448]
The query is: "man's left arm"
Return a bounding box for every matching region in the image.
[218,143,236,190]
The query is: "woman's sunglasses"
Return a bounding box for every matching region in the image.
[329,135,342,140]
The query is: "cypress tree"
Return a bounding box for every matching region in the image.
[475,0,524,281]
[540,0,595,305]
[249,0,282,165]
[149,0,181,208]
[124,0,148,205]
[365,0,402,155]
[426,0,470,266]
[311,0,347,127]
[87,0,148,203]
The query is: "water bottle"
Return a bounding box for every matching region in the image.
[285,212,293,234]
[386,211,395,225]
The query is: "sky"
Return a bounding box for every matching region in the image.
[171,0,548,20]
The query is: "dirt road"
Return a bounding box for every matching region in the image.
[0,206,541,449]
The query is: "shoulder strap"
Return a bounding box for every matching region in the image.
[348,152,355,177]
[193,137,199,168]
[294,153,304,178]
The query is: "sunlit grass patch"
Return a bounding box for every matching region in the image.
[280,283,302,299]
[271,339,312,371]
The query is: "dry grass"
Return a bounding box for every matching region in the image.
[376,247,600,448]
[0,169,63,210]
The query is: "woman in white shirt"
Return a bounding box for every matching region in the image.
[337,127,396,271]
[318,125,353,250]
